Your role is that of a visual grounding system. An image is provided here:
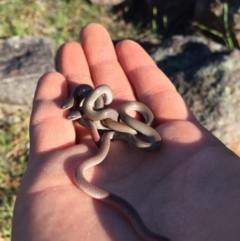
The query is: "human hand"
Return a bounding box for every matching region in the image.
[12,23,240,241]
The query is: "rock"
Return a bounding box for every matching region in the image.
[0,36,55,79]
[0,36,55,118]
[146,35,240,155]
[0,73,42,106]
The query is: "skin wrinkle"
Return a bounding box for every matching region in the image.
[159,182,192,237]
[145,147,217,203]
[165,130,201,144]
[177,160,190,216]
[30,142,89,174]
[124,67,191,124]
[139,85,176,101]
[35,72,67,99]
[117,49,172,89]
[65,74,93,87]
[168,147,227,209]
[106,176,148,211]
[142,182,168,234]
[30,121,75,151]
[90,61,126,80]
[110,87,135,103]
[141,91,186,121]
[98,45,114,63]
[31,110,65,126]
[115,40,156,69]
[90,141,142,186]
[159,121,205,142]
[57,42,91,74]
[172,171,240,240]
[33,99,63,112]
[24,188,81,239]
[109,156,164,214]
[81,26,117,61]
[109,166,149,202]
[130,67,159,87]
[101,156,139,184]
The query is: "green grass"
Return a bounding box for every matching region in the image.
[0,110,30,239]
[0,0,158,46]
[193,1,234,49]
[0,0,111,45]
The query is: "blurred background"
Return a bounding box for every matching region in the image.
[0,0,240,240]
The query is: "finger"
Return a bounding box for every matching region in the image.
[115,40,196,124]
[30,72,76,156]
[56,41,93,93]
[80,23,135,105]
[56,41,98,143]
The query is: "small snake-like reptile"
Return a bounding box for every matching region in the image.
[61,84,170,241]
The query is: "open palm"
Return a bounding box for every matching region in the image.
[12,24,240,241]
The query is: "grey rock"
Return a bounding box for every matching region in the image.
[0,73,41,106]
[146,35,240,155]
[0,36,55,79]
[0,36,55,105]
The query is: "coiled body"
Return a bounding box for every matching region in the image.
[62,84,169,241]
